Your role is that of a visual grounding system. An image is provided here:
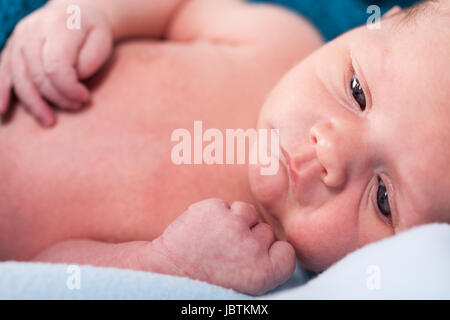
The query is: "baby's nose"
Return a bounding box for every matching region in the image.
[309,119,356,188]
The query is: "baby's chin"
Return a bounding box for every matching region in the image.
[247,158,290,241]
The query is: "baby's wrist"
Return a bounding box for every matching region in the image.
[136,238,187,278]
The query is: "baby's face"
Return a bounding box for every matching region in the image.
[249,10,450,272]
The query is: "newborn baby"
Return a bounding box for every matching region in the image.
[1,0,449,295]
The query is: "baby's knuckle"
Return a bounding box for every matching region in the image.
[227,218,244,232]
[232,201,256,212]
[258,222,273,234]
[13,24,25,36]
[43,59,66,76]
[29,71,45,87]
[243,236,261,253]
[231,200,247,208]
[190,199,231,217]
[44,11,65,28]
[184,208,204,221]
[208,198,230,208]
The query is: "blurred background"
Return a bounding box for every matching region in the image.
[0,0,421,50]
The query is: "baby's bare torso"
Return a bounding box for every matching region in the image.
[0,34,318,259]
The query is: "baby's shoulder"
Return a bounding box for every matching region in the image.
[168,0,324,61]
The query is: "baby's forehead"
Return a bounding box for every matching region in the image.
[365,22,450,119]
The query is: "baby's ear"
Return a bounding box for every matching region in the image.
[383,5,402,18]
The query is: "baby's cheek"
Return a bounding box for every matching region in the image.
[284,205,360,272]
[357,207,394,246]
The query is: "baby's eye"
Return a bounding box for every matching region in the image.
[350,74,366,111]
[376,177,392,223]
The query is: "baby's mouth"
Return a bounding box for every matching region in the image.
[280,145,324,208]
[280,145,302,205]
[280,146,295,189]
[279,145,289,170]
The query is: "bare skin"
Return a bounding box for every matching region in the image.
[249,3,450,271]
[0,0,322,294]
[5,0,449,295]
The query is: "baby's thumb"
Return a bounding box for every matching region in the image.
[76,25,112,80]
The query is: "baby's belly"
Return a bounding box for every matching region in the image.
[0,40,266,259]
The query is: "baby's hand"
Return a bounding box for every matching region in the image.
[151,199,296,295]
[0,3,112,126]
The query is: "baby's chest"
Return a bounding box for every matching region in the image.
[0,40,275,258]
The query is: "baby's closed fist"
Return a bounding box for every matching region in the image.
[151,199,296,295]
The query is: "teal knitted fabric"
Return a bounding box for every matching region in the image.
[251,0,420,40]
[0,0,47,49]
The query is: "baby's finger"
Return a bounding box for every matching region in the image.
[268,241,296,285]
[42,33,90,103]
[24,39,81,110]
[0,49,12,114]
[230,201,261,228]
[11,48,55,126]
[77,25,112,79]
[251,222,275,248]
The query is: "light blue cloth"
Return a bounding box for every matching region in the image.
[0,262,249,299]
[265,223,450,299]
[1,223,449,299]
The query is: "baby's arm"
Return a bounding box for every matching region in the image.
[33,240,182,276]
[52,0,321,44]
[46,0,189,41]
[33,199,296,295]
